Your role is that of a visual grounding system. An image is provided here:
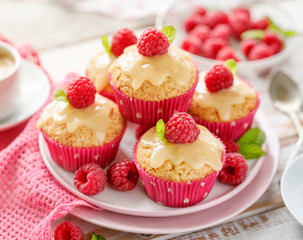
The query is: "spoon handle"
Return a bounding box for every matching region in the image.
[288,111,303,137]
[286,130,303,168]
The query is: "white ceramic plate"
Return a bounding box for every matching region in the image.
[40,111,273,218]
[281,154,303,225]
[69,114,279,234]
[0,60,50,131]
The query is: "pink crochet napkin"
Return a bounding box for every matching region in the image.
[0,36,100,240]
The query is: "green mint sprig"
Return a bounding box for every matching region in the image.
[161,25,177,44]
[55,88,70,104]
[224,59,237,75]
[241,29,265,40]
[101,35,112,55]
[266,16,298,37]
[156,119,167,143]
[237,127,266,160]
[91,232,107,240]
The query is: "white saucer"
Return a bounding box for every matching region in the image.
[281,154,303,225]
[0,60,51,131]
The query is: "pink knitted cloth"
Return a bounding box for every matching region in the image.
[0,37,99,239]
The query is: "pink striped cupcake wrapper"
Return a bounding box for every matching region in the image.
[133,141,226,208]
[192,91,261,141]
[41,123,127,172]
[109,67,199,126]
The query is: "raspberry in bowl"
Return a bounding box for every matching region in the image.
[37,76,127,171]
[109,26,199,126]
[133,112,225,207]
[156,0,300,75]
[86,28,137,101]
[188,60,260,141]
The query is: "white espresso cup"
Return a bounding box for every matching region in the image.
[0,41,21,120]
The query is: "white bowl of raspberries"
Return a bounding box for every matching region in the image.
[156,0,300,75]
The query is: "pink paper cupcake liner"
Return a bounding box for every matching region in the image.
[192,90,261,141]
[109,67,199,126]
[41,123,127,172]
[133,141,225,208]
[99,90,116,102]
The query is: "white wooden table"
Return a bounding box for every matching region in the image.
[1,0,303,239]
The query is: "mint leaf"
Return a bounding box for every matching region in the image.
[238,143,266,160]
[241,30,264,40]
[266,16,298,37]
[161,25,177,44]
[224,59,237,75]
[156,119,167,143]
[91,232,106,240]
[283,31,298,37]
[55,88,69,104]
[101,35,112,55]
[237,127,266,147]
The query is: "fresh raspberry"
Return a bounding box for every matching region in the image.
[232,7,251,20]
[216,46,239,61]
[202,38,228,59]
[218,153,248,185]
[220,137,240,153]
[184,14,207,33]
[135,125,150,139]
[111,28,137,57]
[262,32,283,54]
[240,39,259,57]
[66,77,97,109]
[251,18,269,30]
[189,25,211,42]
[209,24,231,41]
[206,11,229,29]
[107,160,139,191]
[74,163,107,195]
[229,13,251,39]
[137,28,169,57]
[205,64,233,92]
[181,36,202,55]
[54,221,83,240]
[165,112,200,144]
[195,7,207,16]
[248,42,273,60]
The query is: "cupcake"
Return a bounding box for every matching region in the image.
[133,112,225,207]
[188,60,260,140]
[109,26,199,126]
[86,28,137,101]
[37,76,126,171]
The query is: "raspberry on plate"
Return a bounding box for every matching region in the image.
[216,46,239,61]
[240,39,259,57]
[54,221,83,240]
[251,18,269,30]
[220,137,240,153]
[262,32,283,54]
[181,35,203,55]
[184,14,207,33]
[248,42,273,60]
[229,12,251,39]
[66,76,97,109]
[165,112,200,144]
[137,27,170,57]
[195,6,207,16]
[189,25,210,42]
[218,152,248,185]
[205,64,233,93]
[111,28,137,57]
[74,163,107,195]
[107,160,139,191]
[206,11,228,29]
[209,24,231,41]
[232,7,251,19]
[202,38,228,59]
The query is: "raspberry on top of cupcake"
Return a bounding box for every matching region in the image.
[136,112,224,182]
[109,26,197,101]
[86,28,137,94]
[189,59,258,123]
[37,76,125,148]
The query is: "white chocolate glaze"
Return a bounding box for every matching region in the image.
[109,45,192,90]
[37,94,115,142]
[140,125,224,171]
[195,72,256,121]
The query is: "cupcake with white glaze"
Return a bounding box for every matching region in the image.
[133,112,225,207]
[37,76,126,171]
[188,60,260,140]
[86,28,137,101]
[109,26,198,126]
